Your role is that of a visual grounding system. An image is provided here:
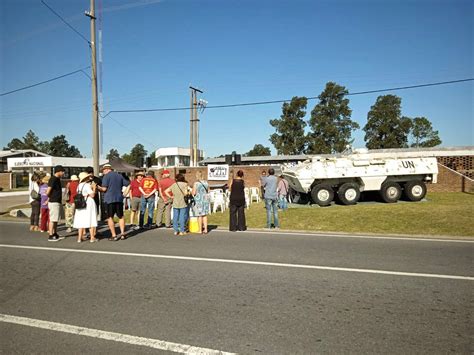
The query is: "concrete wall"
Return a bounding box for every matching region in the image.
[150,165,276,190]
[428,163,474,193]
[0,173,12,190]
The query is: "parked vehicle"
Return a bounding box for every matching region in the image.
[281,148,438,206]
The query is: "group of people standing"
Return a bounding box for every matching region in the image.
[227,168,290,231]
[29,164,128,242]
[127,169,211,235]
[29,165,66,241]
[29,165,291,241]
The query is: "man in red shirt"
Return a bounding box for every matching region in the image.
[156,169,175,228]
[65,175,79,233]
[139,171,158,229]
[128,171,144,230]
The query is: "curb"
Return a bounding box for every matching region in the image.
[0,218,472,241]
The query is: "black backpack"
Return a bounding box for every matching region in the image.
[74,184,88,209]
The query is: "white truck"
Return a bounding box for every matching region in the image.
[281,148,438,206]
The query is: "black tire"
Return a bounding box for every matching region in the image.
[380,181,402,203]
[294,192,310,205]
[337,183,361,205]
[311,184,334,206]
[403,180,427,201]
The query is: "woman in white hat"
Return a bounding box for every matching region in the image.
[64,174,79,233]
[73,172,98,242]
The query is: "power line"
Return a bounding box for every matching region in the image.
[41,0,90,45]
[103,78,473,115]
[0,66,91,97]
[106,114,158,152]
[345,78,474,96]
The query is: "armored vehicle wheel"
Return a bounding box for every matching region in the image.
[380,181,402,203]
[311,184,334,206]
[337,183,361,205]
[403,180,427,201]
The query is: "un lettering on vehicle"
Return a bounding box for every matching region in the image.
[401,160,415,169]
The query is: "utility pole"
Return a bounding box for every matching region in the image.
[189,86,203,167]
[86,0,100,174]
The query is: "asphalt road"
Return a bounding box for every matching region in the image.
[0,221,473,354]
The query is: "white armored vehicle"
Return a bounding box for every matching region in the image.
[281,148,438,206]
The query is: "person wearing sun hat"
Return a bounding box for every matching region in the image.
[64,174,79,233]
[128,171,144,230]
[73,172,98,243]
[85,166,103,221]
[97,163,130,240]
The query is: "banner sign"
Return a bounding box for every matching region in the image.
[7,157,53,170]
[207,164,229,181]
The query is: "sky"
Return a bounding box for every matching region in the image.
[1,0,473,159]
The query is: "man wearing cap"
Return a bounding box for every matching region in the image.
[156,169,174,228]
[139,171,158,229]
[128,171,144,230]
[46,165,65,241]
[98,164,130,240]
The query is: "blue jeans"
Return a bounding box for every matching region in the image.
[139,196,155,227]
[278,195,288,210]
[265,198,279,228]
[173,207,187,233]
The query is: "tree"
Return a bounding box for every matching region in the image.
[148,150,158,166]
[306,82,359,154]
[363,95,412,149]
[22,130,41,150]
[245,144,271,156]
[3,130,82,157]
[4,130,40,150]
[410,117,442,147]
[106,148,120,161]
[122,144,147,167]
[4,138,24,150]
[47,135,82,157]
[269,96,308,155]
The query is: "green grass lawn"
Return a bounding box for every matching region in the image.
[208,192,474,237]
[3,192,472,237]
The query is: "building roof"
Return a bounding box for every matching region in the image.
[200,146,474,165]
[0,149,50,158]
[200,154,309,165]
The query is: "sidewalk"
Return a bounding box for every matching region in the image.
[0,192,29,214]
[0,191,29,197]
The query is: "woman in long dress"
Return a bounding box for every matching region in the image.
[192,171,210,234]
[229,170,247,232]
[73,172,98,243]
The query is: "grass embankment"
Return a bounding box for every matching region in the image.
[3,193,472,237]
[208,192,474,237]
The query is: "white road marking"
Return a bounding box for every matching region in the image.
[0,314,235,355]
[1,244,473,281]
[213,229,474,243]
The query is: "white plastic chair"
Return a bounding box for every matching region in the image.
[244,187,250,209]
[212,192,226,213]
[225,190,231,208]
[250,187,260,203]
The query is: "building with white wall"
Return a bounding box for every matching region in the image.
[154,147,204,168]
